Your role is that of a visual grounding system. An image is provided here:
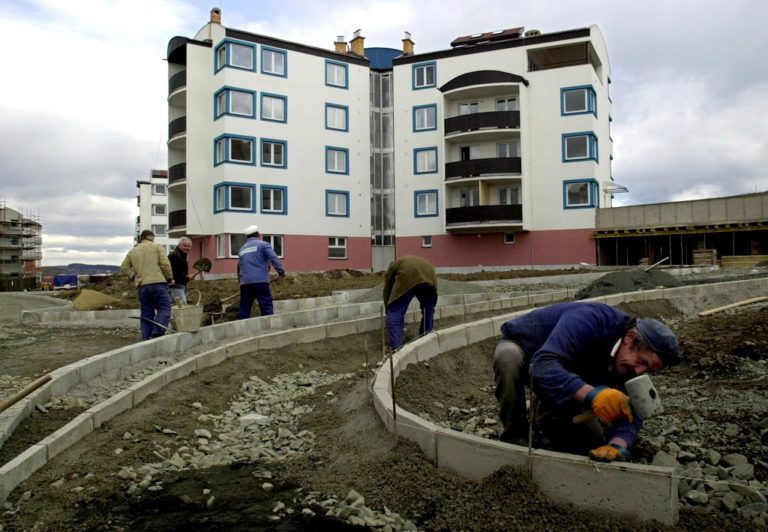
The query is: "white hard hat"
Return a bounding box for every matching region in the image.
[243,225,260,235]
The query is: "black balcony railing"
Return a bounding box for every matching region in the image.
[169,163,187,184]
[446,204,523,225]
[169,209,187,229]
[445,157,521,179]
[169,70,187,94]
[168,116,186,139]
[444,111,520,135]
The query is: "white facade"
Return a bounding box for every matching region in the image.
[136,170,172,253]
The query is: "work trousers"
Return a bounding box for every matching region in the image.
[138,283,172,340]
[493,339,605,453]
[386,284,437,349]
[170,285,188,305]
[238,282,274,319]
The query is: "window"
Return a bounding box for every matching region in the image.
[325,103,349,131]
[263,234,284,257]
[561,86,597,116]
[261,46,287,77]
[215,40,256,72]
[563,179,599,208]
[216,235,226,258]
[460,145,480,160]
[152,224,167,236]
[151,204,166,216]
[414,147,438,174]
[413,104,437,131]
[326,190,349,217]
[562,132,598,162]
[261,93,286,122]
[504,233,516,245]
[261,139,286,168]
[261,185,286,214]
[458,102,478,115]
[421,235,432,248]
[499,187,520,205]
[152,184,167,195]
[229,234,247,257]
[214,87,256,119]
[460,188,479,207]
[412,62,436,89]
[213,183,255,212]
[328,236,347,259]
[214,135,256,166]
[497,141,520,157]
[326,60,348,88]
[496,97,518,111]
[415,190,438,217]
[325,147,349,174]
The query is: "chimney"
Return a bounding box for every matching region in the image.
[210,7,221,24]
[402,31,414,55]
[350,29,365,56]
[334,35,347,53]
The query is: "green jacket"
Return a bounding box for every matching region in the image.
[121,241,173,286]
[383,255,438,306]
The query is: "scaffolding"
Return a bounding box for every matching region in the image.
[0,200,42,291]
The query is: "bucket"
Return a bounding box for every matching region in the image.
[171,289,203,332]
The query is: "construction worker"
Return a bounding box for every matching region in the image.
[493,301,679,462]
[121,229,174,340]
[237,225,285,319]
[383,255,438,350]
[168,236,193,304]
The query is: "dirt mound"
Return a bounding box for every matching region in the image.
[575,270,682,299]
[72,289,119,311]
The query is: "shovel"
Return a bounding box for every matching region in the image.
[190,257,212,280]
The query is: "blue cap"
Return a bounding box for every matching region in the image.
[636,318,679,366]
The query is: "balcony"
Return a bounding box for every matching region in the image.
[169,70,186,95]
[169,209,187,230]
[445,204,523,232]
[169,163,187,184]
[445,157,521,179]
[168,116,186,140]
[444,111,520,135]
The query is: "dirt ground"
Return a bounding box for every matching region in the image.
[0,272,767,530]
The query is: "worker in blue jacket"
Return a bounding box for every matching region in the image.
[493,301,679,462]
[237,225,285,319]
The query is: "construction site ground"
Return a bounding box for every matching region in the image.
[0,268,767,530]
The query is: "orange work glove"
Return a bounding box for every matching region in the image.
[589,443,632,462]
[584,387,634,424]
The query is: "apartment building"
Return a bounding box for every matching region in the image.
[166,9,613,273]
[0,204,42,291]
[135,170,172,252]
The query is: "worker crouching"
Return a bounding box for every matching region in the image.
[383,256,438,350]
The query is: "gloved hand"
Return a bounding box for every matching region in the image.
[589,443,632,462]
[585,386,634,424]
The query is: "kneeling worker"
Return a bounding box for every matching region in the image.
[383,255,438,350]
[493,301,679,462]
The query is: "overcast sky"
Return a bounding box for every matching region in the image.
[2,0,767,265]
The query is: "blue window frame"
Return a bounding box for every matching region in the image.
[214,39,256,72]
[260,93,287,123]
[561,85,597,116]
[325,103,349,131]
[562,132,598,162]
[325,190,350,217]
[412,61,436,89]
[261,46,287,77]
[213,182,256,213]
[260,138,287,168]
[413,104,437,132]
[325,60,348,89]
[214,134,256,166]
[413,147,438,174]
[260,185,287,214]
[563,179,599,209]
[325,146,349,174]
[214,87,256,119]
[414,189,439,217]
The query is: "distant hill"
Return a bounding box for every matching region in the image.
[41,264,121,276]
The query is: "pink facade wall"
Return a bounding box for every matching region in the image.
[396,229,596,267]
[187,235,372,275]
